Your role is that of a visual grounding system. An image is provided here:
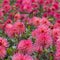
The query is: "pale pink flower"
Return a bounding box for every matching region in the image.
[31,17,41,26]
[14,13,21,20]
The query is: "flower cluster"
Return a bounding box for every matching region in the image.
[5,21,25,38]
[0,0,60,60]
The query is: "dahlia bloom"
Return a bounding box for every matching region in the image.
[12,53,33,60]
[0,37,9,59]
[0,11,3,18]
[54,13,60,19]
[32,24,51,38]
[16,0,39,13]
[54,20,60,29]
[0,46,6,59]
[14,13,21,20]
[13,21,25,34]
[3,4,11,13]
[34,44,43,54]
[54,39,60,60]
[12,53,25,60]
[5,23,13,38]
[3,19,12,29]
[0,37,9,48]
[52,28,60,41]
[0,23,3,29]
[5,21,25,38]
[35,34,52,48]
[40,17,53,27]
[3,0,10,5]
[17,39,33,54]
[24,54,33,60]
[31,17,41,26]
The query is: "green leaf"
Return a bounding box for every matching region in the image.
[7,47,16,55]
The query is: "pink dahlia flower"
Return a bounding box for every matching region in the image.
[0,37,9,48]
[0,46,6,59]
[17,39,33,54]
[0,37,9,59]
[12,53,33,60]
[35,34,52,48]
